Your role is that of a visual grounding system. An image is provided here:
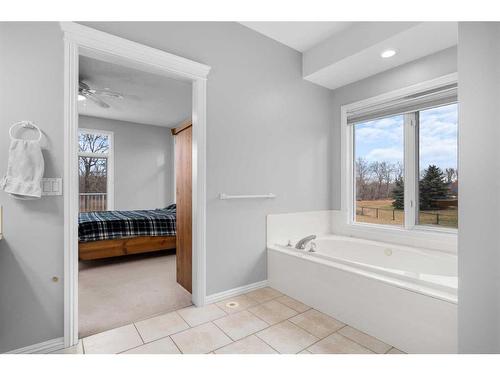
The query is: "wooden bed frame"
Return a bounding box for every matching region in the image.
[79,235,176,261]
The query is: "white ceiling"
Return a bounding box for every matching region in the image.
[240,22,353,52]
[303,22,458,90]
[241,22,457,90]
[78,56,192,128]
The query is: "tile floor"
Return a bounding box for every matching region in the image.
[54,287,405,354]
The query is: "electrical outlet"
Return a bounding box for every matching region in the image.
[41,178,63,196]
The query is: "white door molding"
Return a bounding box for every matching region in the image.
[61,22,210,348]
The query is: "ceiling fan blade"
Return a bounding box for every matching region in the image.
[92,89,124,99]
[85,92,110,108]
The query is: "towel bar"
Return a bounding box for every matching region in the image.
[219,193,276,200]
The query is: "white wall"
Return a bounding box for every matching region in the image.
[330,47,457,209]
[0,22,64,353]
[0,22,333,351]
[79,115,175,210]
[457,22,500,353]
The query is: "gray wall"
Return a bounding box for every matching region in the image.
[80,22,335,295]
[457,22,500,353]
[330,47,457,209]
[0,22,333,351]
[0,23,64,352]
[79,115,175,211]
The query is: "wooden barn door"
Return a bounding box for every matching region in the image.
[172,122,192,293]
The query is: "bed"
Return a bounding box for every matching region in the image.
[78,204,177,260]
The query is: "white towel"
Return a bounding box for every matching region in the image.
[1,122,44,199]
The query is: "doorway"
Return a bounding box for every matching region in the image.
[61,22,210,348]
[76,55,196,337]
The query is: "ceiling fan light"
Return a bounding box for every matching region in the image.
[78,94,86,101]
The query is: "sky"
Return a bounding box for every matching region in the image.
[354,103,458,172]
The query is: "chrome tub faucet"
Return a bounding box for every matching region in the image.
[295,235,317,250]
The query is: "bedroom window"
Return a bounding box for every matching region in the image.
[346,79,458,231]
[78,128,114,212]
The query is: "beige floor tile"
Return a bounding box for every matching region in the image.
[256,321,318,354]
[216,294,259,314]
[338,326,391,354]
[134,311,189,342]
[177,304,227,327]
[387,347,405,354]
[308,333,373,354]
[289,309,345,338]
[245,287,282,303]
[249,300,298,325]
[82,324,143,354]
[213,310,268,340]
[276,295,310,313]
[170,322,232,354]
[52,340,84,354]
[121,337,180,354]
[215,335,277,354]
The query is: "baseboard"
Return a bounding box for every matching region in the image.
[5,337,65,354]
[205,279,269,304]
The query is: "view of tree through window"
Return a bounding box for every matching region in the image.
[78,131,110,212]
[353,103,458,229]
[417,104,458,228]
[354,115,405,226]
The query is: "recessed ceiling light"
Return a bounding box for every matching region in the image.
[381,49,396,58]
[78,94,86,101]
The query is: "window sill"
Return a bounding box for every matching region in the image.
[335,218,457,254]
[350,221,457,236]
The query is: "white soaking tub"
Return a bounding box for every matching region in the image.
[267,234,457,353]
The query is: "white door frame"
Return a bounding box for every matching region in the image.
[61,22,211,348]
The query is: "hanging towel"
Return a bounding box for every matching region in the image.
[0,121,44,200]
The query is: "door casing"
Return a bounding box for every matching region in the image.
[61,22,210,348]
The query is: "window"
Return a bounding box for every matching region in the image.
[417,104,458,228]
[78,129,114,212]
[354,114,405,226]
[346,80,458,231]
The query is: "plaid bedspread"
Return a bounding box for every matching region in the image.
[78,204,176,242]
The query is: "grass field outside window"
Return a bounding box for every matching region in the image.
[355,199,457,228]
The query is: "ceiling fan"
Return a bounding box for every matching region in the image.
[78,80,124,108]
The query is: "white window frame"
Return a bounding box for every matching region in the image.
[341,73,458,238]
[78,128,115,210]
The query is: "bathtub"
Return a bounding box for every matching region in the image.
[267,234,457,353]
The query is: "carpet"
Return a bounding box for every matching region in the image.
[79,250,192,338]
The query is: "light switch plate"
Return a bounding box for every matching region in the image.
[41,178,62,196]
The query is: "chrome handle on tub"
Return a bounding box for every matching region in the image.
[308,242,317,252]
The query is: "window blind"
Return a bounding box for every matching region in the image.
[347,83,457,125]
